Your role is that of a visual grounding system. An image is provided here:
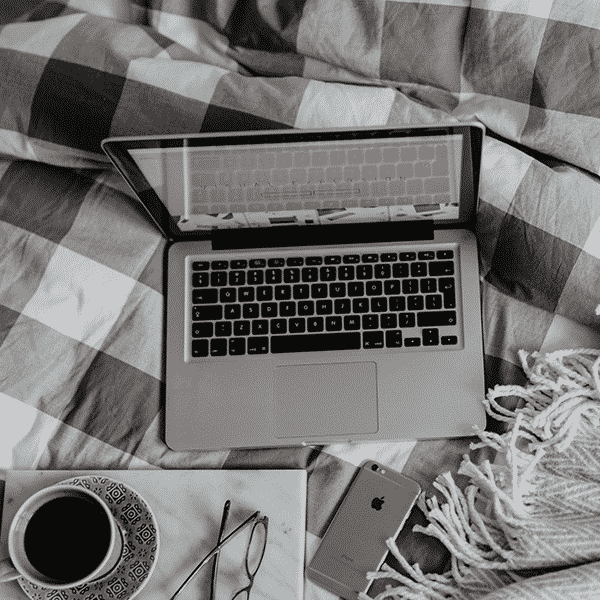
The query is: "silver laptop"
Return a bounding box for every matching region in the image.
[102,123,486,451]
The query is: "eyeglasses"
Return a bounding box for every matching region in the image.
[169,500,269,600]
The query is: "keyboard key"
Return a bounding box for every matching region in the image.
[193,305,222,321]
[192,339,209,357]
[444,289,456,309]
[193,289,218,304]
[398,313,416,328]
[362,253,379,263]
[348,282,364,296]
[404,337,421,347]
[330,283,346,297]
[275,285,292,300]
[423,328,440,346]
[366,281,382,296]
[192,323,213,338]
[343,315,361,330]
[252,320,269,335]
[384,280,400,295]
[316,300,333,315]
[407,295,424,311]
[392,263,409,278]
[215,321,232,337]
[248,337,269,354]
[293,284,310,299]
[362,315,379,329]
[229,271,245,286]
[230,260,247,269]
[385,330,402,348]
[287,257,304,266]
[250,259,266,268]
[229,338,246,355]
[311,283,328,298]
[266,269,282,284]
[420,278,437,293]
[268,258,285,267]
[411,262,427,277]
[441,335,458,345]
[211,272,228,286]
[280,302,296,317]
[325,255,342,264]
[306,256,323,265]
[399,252,416,261]
[381,314,397,329]
[417,311,457,327]
[418,251,435,260]
[298,301,315,316]
[247,270,264,285]
[439,277,455,292]
[284,268,300,283]
[353,298,369,313]
[343,254,360,263]
[192,261,209,271]
[234,320,250,336]
[326,316,342,331]
[307,317,324,332]
[211,260,228,270]
[192,272,209,287]
[261,303,278,318]
[239,287,255,302]
[220,288,236,303]
[243,304,259,319]
[338,266,355,280]
[271,332,361,353]
[320,266,337,281]
[389,296,406,311]
[426,294,443,310]
[429,261,455,276]
[374,264,390,279]
[271,319,287,334]
[289,318,306,333]
[381,253,397,262]
[437,250,454,259]
[334,299,351,314]
[402,279,419,294]
[363,331,384,349]
[210,339,227,356]
[257,286,273,301]
[357,265,373,279]
[371,297,388,312]
[224,305,241,319]
[302,267,319,282]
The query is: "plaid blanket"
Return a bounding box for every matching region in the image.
[0,1,599,598]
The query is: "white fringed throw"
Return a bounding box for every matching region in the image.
[361,348,600,600]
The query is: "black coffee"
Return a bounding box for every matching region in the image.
[24,495,112,583]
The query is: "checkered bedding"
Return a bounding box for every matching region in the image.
[1,1,599,598]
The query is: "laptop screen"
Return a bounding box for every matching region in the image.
[125,129,467,232]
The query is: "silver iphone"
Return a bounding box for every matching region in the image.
[307,460,421,599]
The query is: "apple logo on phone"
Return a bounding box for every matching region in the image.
[371,496,384,511]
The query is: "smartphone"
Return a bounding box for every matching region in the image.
[306,461,421,600]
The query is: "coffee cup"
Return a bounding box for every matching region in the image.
[0,483,124,589]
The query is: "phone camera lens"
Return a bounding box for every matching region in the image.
[371,464,378,471]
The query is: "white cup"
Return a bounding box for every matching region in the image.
[0,484,124,589]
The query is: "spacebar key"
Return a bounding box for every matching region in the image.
[271,332,361,354]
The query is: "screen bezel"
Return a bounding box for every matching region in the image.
[101,123,484,242]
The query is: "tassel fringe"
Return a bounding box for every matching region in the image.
[360,348,600,600]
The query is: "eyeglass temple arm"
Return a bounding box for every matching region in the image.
[169,510,261,600]
[210,499,230,599]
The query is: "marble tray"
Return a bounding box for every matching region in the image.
[0,470,306,600]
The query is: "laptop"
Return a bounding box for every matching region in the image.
[101,123,487,451]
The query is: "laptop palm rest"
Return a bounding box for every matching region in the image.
[273,362,378,438]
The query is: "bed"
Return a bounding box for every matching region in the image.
[1,1,599,599]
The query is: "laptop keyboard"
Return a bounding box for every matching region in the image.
[188,246,460,359]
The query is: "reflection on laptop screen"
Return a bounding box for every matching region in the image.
[128,133,463,231]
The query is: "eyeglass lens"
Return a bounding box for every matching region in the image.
[245,520,267,577]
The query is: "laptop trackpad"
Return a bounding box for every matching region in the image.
[273,362,378,439]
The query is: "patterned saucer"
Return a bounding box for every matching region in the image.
[18,476,159,600]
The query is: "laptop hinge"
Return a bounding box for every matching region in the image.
[211,221,434,251]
